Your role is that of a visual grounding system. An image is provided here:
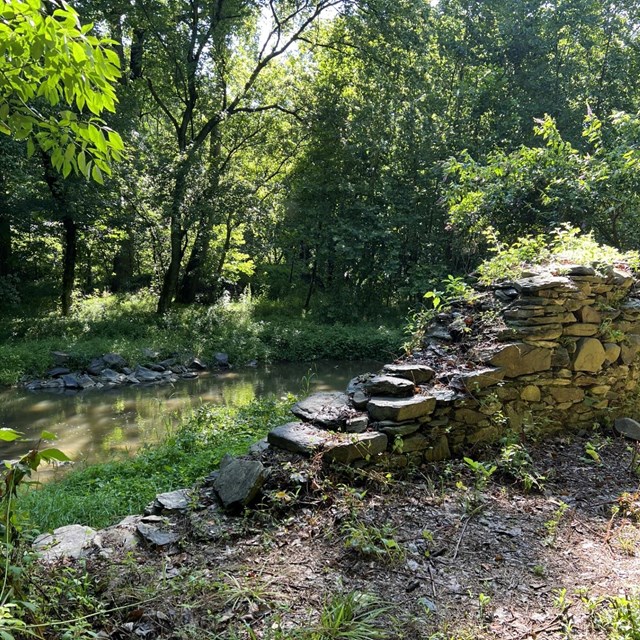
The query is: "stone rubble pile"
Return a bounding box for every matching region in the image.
[34,261,640,561]
[25,351,230,392]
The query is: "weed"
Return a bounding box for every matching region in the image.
[497,441,545,492]
[583,441,602,465]
[617,525,638,556]
[342,520,405,563]
[477,593,491,620]
[544,501,570,545]
[531,564,546,577]
[586,591,640,639]
[463,457,497,493]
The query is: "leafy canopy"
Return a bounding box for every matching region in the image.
[0,0,124,182]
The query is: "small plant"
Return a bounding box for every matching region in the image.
[309,591,391,639]
[532,564,546,577]
[583,441,602,465]
[463,457,497,493]
[342,520,405,563]
[477,592,491,620]
[497,441,545,492]
[587,591,640,639]
[544,501,570,545]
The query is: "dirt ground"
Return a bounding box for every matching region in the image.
[71,429,640,640]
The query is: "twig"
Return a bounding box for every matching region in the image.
[452,505,484,560]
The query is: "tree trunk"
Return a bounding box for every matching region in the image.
[112,231,135,292]
[157,166,188,314]
[61,216,77,315]
[177,221,213,303]
[0,175,11,277]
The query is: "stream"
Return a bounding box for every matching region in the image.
[0,360,379,465]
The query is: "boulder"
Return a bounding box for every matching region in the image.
[520,385,541,402]
[614,417,640,441]
[34,524,97,561]
[134,366,162,382]
[46,367,70,378]
[100,368,125,384]
[268,422,330,455]
[351,390,369,410]
[364,375,415,397]
[572,338,606,372]
[323,432,387,463]
[381,364,435,384]
[604,343,622,364]
[213,459,268,509]
[61,373,82,389]
[87,357,106,376]
[291,392,352,428]
[103,353,127,370]
[487,343,552,377]
[147,489,192,515]
[367,395,436,422]
[189,357,207,370]
[214,353,230,368]
[136,518,181,548]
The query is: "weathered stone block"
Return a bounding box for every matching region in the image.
[364,375,415,397]
[268,422,330,454]
[488,343,552,377]
[324,432,387,463]
[563,323,599,337]
[621,335,640,364]
[367,395,436,422]
[520,385,541,402]
[573,338,606,372]
[382,363,435,384]
[213,459,268,509]
[548,387,584,403]
[291,392,352,427]
[456,367,505,391]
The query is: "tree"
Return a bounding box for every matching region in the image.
[1,0,125,180]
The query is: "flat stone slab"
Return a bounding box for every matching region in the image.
[213,459,268,509]
[487,343,552,378]
[291,392,352,427]
[455,367,504,392]
[137,521,181,547]
[513,274,577,294]
[268,422,331,454]
[614,417,640,441]
[324,432,388,463]
[153,489,192,514]
[34,524,97,561]
[381,364,435,384]
[364,375,415,397]
[367,394,436,422]
[376,421,421,437]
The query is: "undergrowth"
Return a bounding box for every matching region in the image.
[18,396,294,531]
[0,291,402,385]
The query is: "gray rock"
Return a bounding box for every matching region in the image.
[159,358,177,368]
[134,366,162,382]
[213,459,268,509]
[291,392,352,428]
[146,363,166,372]
[351,390,370,410]
[75,374,96,389]
[34,524,97,561]
[214,352,230,368]
[189,357,207,370]
[124,374,140,384]
[367,395,436,422]
[136,521,181,547]
[248,438,270,456]
[94,516,140,554]
[103,353,127,370]
[614,417,640,441]
[364,375,415,397]
[61,373,81,389]
[180,372,199,379]
[154,489,192,514]
[87,357,106,376]
[377,421,421,437]
[268,422,330,454]
[514,274,577,294]
[142,348,160,360]
[345,415,369,433]
[47,366,70,378]
[346,373,375,396]
[100,368,125,384]
[323,432,388,463]
[563,264,596,276]
[382,364,435,384]
[398,433,431,453]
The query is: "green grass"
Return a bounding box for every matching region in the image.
[18,396,294,531]
[0,291,403,385]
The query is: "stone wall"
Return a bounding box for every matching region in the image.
[263,262,640,468]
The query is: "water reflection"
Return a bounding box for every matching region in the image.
[0,360,379,465]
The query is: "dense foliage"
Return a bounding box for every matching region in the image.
[3,0,640,322]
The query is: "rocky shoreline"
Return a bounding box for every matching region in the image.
[24,350,234,392]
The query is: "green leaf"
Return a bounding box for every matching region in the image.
[40,431,58,441]
[38,448,71,463]
[91,164,104,184]
[0,428,22,442]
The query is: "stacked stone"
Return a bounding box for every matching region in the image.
[266,262,640,467]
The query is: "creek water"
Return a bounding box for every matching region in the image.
[0,360,380,466]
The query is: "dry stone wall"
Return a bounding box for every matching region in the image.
[264,262,640,468]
